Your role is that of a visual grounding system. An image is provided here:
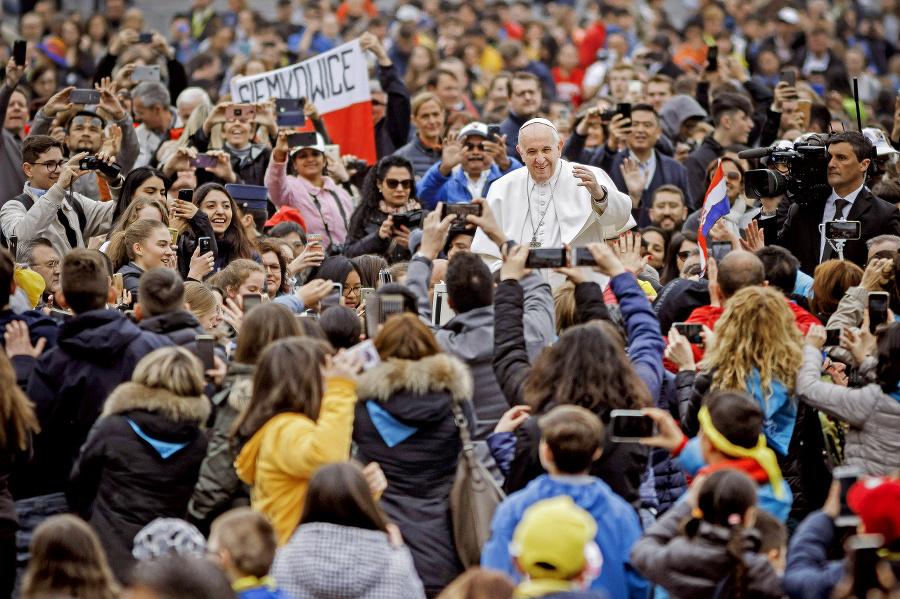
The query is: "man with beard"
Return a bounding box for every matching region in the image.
[0,57,28,204]
[416,122,522,209]
[648,185,688,232]
[29,85,138,201]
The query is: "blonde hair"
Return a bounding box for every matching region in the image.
[105,218,169,271]
[177,103,221,149]
[553,281,577,335]
[411,91,444,117]
[132,346,206,398]
[184,281,217,320]
[704,286,803,397]
[209,508,277,578]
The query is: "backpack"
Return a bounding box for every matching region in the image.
[0,191,88,248]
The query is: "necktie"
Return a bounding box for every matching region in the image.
[834,198,849,220]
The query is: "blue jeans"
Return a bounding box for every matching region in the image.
[13,493,68,596]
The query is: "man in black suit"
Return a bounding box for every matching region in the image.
[582,104,692,227]
[760,131,900,275]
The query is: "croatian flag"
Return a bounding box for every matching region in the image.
[697,160,730,269]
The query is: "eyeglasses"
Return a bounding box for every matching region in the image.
[34,260,60,269]
[677,249,700,260]
[31,160,67,172]
[464,143,486,152]
[724,171,742,181]
[344,284,362,296]
[384,178,413,190]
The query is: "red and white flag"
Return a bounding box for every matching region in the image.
[230,40,376,164]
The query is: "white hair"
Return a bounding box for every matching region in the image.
[176,87,212,109]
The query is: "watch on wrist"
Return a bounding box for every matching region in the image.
[593,185,608,203]
[412,251,431,263]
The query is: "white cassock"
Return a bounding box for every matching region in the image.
[471,158,635,288]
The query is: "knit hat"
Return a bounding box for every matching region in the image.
[848,477,900,545]
[510,496,599,581]
[36,36,68,68]
[132,518,206,562]
[14,268,45,308]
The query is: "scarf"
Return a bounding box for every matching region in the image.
[378,198,420,214]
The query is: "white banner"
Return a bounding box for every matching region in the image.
[229,40,370,113]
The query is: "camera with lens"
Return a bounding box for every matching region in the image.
[79,156,122,179]
[740,135,832,205]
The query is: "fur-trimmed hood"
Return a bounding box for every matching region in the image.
[102,382,211,424]
[356,353,473,404]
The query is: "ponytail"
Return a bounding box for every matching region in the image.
[724,513,748,599]
[106,219,169,271]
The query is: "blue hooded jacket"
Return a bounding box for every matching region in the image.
[416,159,522,210]
[481,474,648,599]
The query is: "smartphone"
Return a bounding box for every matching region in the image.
[320,282,343,310]
[13,40,26,67]
[706,45,718,71]
[306,233,324,254]
[824,327,843,347]
[138,32,154,44]
[824,220,861,240]
[381,293,405,320]
[391,210,424,231]
[709,240,732,264]
[487,124,501,140]
[168,228,179,245]
[275,98,306,126]
[286,131,317,148]
[70,89,100,104]
[526,247,568,269]
[226,104,256,121]
[242,294,262,313]
[834,465,861,528]
[194,334,216,371]
[432,282,456,326]
[344,339,381,371]
[378,269,392,286]
[178,189,193,202]
[847,534,887,598]
[609,409,657,442]
[198,236,211,255]
[441,202,482,224]
[673,322,703,344]
[572,247,596,267]
[323,144,341,163]
[796,99,811,130]
[189,154,217,168]
[113,272,124,295]
[7,236,17,258]
[780,69,796,88]
[360,287,375,304]
[617,102,632,121]
[131,65,161,82]
[348,159,367,171]
[868,291,889,334]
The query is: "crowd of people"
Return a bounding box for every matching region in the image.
[1,0,900,597]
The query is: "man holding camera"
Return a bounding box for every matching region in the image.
[0,136,117,258]
[761,131,900,275]
[416,122,522,210]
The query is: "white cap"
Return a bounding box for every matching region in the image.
[519,117,559,133]
[457,122,490,140]
[396,5,421,22]
[863,127,900,157]
[289,132,327,156]
[778,7,800,24]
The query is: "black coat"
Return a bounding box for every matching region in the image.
[684,134,725,204]
[15,310,171,500]
[373,63,412,160]
[67,382,210,581]
[352,354,473,596]
[344,205,412,263]
[138,310,208,349]
[761,188,900,276]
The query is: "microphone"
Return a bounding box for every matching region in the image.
[737,147,772,160]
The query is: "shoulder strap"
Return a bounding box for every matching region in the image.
[0,192,34,246]
[69,195,88,232]
[326,189,349,229]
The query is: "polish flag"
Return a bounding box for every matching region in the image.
[230,40,377,164]
[697,160,730,269]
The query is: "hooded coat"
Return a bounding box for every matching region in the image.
[352,353,473,596]
[66,382,210,581]
[272,522,426,599]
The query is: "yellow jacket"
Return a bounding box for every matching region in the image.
[234,377,357,545]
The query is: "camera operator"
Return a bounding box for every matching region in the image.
[759,131,900,275]
[0,136,117,257]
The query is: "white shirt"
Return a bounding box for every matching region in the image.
[463,168,490,200]
[820,183,864,260]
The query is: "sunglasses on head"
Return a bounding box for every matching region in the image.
[71,115,104,129]
[384,178,413,190]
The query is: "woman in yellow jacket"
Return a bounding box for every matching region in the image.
[233,337,363,545]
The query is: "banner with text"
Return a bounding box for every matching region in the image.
[231,40,376,163]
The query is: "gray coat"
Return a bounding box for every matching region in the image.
[0,85,26,205]
[631,501,787,599]
[796,345,900,476]
[392,136,441,179]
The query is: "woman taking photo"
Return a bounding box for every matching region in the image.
[310,256,362,310]
[272,462,426,599]
[266,131,353,256]
[353,314,473,595]
[20,514,119,599]
[66,347,211,581]
[189,303,303,533]
[344,155,420,262]
[234,338,362,545]
[193,182,257,270]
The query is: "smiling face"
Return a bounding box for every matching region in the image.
[460,133,490,177]
[25,146,65,191]
[517,124,562,183]
[134,176,168,206]
[224,117,253,149]
[378,166,414,208]
[628,109,661,154]
[642,230,666,269]
[292,147,325,183]
[134,226,175,270]
[721,161,743,202]
[412,99,444,144]
[200,189,233,236]
[649,190,687,231]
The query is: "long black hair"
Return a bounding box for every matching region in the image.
[113,166,170,224]
[309,255,357,287]
[347,155,418,241]
[193,182,256,263]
